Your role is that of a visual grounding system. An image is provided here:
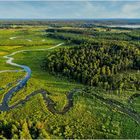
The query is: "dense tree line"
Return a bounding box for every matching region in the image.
[46,28,140,41]
[47,32,140,51]
[42,42,140,91]
[0,119,50,139]
[0,114,120,139]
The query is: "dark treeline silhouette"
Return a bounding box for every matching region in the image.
[46,28,140,41]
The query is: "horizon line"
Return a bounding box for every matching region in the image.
[0,18,140,20]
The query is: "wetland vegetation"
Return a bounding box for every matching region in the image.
[0,20,140,139]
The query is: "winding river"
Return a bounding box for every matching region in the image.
[0,42,140,124]
[0,43,65,111]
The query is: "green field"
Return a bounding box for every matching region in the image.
[0,25,140,139]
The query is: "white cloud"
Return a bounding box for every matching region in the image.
[80,1,140,18]
[0,1,139,19]
[121,3,140,17]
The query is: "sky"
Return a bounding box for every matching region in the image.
[0,1,139,19]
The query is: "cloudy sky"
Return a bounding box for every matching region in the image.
[0,1,139,19]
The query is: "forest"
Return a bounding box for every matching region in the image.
[43,28,140,91]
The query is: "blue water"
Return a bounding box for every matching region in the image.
[0,65,31,111]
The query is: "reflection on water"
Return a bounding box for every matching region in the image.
[107,25,140,28]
